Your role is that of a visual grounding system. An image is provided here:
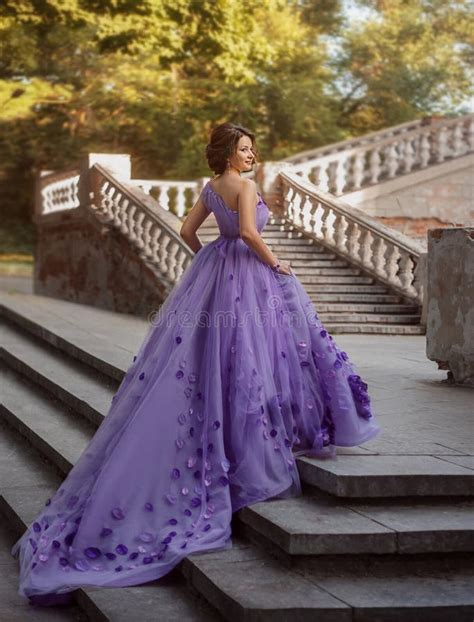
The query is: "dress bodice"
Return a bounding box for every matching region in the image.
[203,180,269,238]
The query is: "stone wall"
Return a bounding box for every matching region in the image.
[344,154,474,246]
[33,208,167,318]
[426,227,474,386]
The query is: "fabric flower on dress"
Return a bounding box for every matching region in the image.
[347,374,372,419]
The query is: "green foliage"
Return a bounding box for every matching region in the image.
[335,0,473,130]
[0,0,471,235]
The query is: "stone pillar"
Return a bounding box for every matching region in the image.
[255,161,293,219]
[78,153,131,210]
[426,227,474,386]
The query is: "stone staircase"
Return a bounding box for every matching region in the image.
[198,215,423,334]
[1,291,473,621]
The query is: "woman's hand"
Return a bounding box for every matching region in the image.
[277,260,292,275]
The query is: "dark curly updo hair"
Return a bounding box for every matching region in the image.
[205,122,258,175]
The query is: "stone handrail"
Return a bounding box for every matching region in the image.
[287,113,474,196]
[129,179,202,217]
[86,165,194,287]
[285,117,431,164]
[35,159,200,288]
[280,170,426,303]
[37,169,81,215]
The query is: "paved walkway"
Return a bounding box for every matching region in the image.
[1,288,472,463]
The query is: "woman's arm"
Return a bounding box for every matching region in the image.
[179,194,208,253]
[239,179,291,274]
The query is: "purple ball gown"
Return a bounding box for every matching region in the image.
[11,180,380,604]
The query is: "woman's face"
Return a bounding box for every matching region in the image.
[230,135,255,173]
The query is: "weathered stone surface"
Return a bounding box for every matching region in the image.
[313,574,474,622]
[426,227,474,385]
[185,553,351,622]
[239,496,396,555]
[297,455,474,497]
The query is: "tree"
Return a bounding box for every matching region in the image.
[333,0,473,131]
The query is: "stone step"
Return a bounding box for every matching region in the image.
[0,376,346,621]
[0,422,222,622]
[264,239,326,248]
[304,284,389,293]
[312,293,403,303]
[0,320,116,427]
[1,354,469,515]
[1,327,472,618]
[292,267,363,276]
[181,537,474,622]
[297,276,374,284]
[315,303,419,314]
[260,231,308,239]
[237,493,474,557]
[297,455,474,498]
[290,259,349,267]
[274,248,335,257]
[0,293,131,382]
[320,323,426,334]
[317,313,421,324]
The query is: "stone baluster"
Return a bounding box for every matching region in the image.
[139,217,154,261]
[358,228,373,269]
[369,148,381,184]
[332,158,347,195]
[157,231,171,275]
[148,223,161,265]
[300,193,313,231]
[403,137,415,173]
[372,236,387,276]
[307,195,319,234]
[175,187,187,218]
[413,254,426,305]
[317,164,329,192]
[126,205,138,244]
[419,133,431,168]
[435,126,448,163]
[134,211,146,253]
[351,152,365,190]
[320,204,334,244]
[118,197,130,235]
[111,188,124,228]
[452,122,464,157]
[333,213,348,255]
[294,190,305,227]
[97,182,114,223]
[386,142,399,179]
[385,242,400,284]
[346,221,360,260]
[398,252,416,296]
[157,185,171,211]
[166,239,179,282]
[309,197,323,238]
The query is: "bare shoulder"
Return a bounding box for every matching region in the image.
[240,178,257,191]
[239,178,258,198]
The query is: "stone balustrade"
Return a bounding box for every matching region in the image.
[37,169,80,214]
[87,165,194,286]
[280,170,426,303]
[34,157,195,294]
[284,117,434,165]
[129,179,202,217]
[287,114,474,196]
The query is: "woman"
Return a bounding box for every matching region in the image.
[11,122,380,605]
